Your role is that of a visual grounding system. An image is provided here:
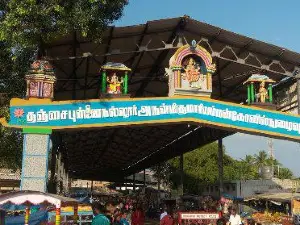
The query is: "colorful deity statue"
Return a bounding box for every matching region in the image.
[107,72,124,94]
[258,81,268,103]
[243,74,276,107]
[167,41,216,97]
[100,62,131,97]
[183,57,201,87]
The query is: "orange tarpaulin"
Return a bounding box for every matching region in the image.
[292,199,300,215]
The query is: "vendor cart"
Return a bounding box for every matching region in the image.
[0,190,79,225]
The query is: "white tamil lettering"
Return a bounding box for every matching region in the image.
[36,109,48,122]
[138,106,151,116]
[49,111,60,120]
[27,112,37,123]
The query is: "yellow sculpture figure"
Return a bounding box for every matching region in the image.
[183,58,200,86]
[107,72,123,94]
[258,81,268,103]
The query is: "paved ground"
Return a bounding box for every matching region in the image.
[145,218,159,225]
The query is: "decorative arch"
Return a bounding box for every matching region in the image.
[167,43,216,97]
[170,44,215,71]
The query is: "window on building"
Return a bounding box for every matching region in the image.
[232,185,236,191]
[215,186,218,192]
[226,185,230,191]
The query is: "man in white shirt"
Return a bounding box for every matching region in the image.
[229,209,242,225]
[160,206,167,220]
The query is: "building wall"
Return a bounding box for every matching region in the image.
[71,179,110,189]
[0,169,21,193]
[276,81,298,114]
[201,178,300,198]
[201,182,238,198]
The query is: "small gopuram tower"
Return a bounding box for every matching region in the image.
[21,59,56,192]
[100,62,131,97]
[25,60,56,99]
[243,74,276,109]
[167,40,216,97]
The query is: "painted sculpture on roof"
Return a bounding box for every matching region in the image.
[25,60,56,99]
[167,40,216,97]
[243,74,276,107]
[107,72,124,94]
[100,62,131,97]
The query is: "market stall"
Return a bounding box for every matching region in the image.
[243,191,298,225]
[0,190,79,225]
[47,205,93,225]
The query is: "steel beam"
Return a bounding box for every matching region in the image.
[124,127,233,176]
[83,57,90,99]
[134,18,188,97]
[72,32,78,99]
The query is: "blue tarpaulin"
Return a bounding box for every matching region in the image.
[75,196,91,204]
[5,211,48,225]
[222,193,244,201]
[1,203,40,212]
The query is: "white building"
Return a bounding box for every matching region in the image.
[201,178,300,198]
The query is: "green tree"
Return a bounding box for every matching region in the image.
[254,151,269,167]
[0,0,128,170]
[237,155,259,180]
[158,142,241,194]
[277,167,293,179]
[0,0,128,48]
[151,147,294,194]
[0,105,22,170]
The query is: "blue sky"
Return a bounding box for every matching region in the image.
[115,0,300,176]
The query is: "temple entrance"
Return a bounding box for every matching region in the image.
[0,17,299,193]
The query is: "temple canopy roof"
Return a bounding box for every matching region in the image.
[45,16,300,181]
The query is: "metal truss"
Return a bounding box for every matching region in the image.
[49,36,299,79]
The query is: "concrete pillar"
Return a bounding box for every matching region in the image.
[297,78,300,114]
[20,133,51,192]
[133,173,136,191]
[0,209,5,225]
[143,169,146,188]
[218,139,224,197]
[179,154,184,196]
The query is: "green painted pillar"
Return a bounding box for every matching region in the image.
[268,84,273,103]
[247,84,251,104]
[102,71,107,93]
[123,71,128,94]
[250,82,255,103]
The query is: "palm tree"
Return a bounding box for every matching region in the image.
[254,151,268,167]
[244,155,255,165]
[240,155,259,180]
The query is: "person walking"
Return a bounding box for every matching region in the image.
[160,208,174,225]
[228,208,242,225]
[92,202,111,225]
[160,205,168,220]
[131,205,145,225]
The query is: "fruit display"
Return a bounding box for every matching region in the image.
[252,212,284,224]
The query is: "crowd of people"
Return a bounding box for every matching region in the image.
[91,199,179,225]
[90,196,243,225]
[91,200,146,225]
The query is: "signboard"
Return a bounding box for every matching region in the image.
[1,97,300,141]
[180,213,220,219]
